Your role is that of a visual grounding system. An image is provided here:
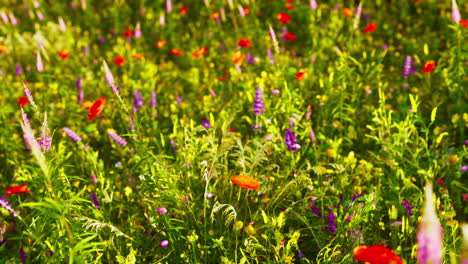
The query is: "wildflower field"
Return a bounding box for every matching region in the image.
[0,0,467,263]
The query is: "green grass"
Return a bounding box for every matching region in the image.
[0,0,467,263]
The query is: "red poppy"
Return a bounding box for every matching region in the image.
[364,23,378,33]
[230,175,260,190]
[342,8,353,17]
[422,60,436,74]
[180,6,188,15]
[6,185,31,196]
[18,96,28,106]
[296,71,306,81]
[353,245,403,264]
[114,55,125,67]
[243,7,251,15]
[285,3,294,9]
[124,29,133,37]
[276,12,291,23]
[460,20,468,28]
[211,12,220,20]
[58,49,70,60]
[238,39,252,48]
[0,44,6,53]
[88,96,107,120]
[156,39,166,49]
[170,49,183,56]
[413,0,419,2]
[284,33,297,40]
[192,47,208,59]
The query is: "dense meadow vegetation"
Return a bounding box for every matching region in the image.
[0,0,467,263]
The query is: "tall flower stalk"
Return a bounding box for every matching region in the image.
[417,182,443,264]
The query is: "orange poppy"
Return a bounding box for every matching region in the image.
[422,60,436,74]
[124,29,133,37]
[364,23,377,33]
[88,96,107,120]
[353,245,403,264]
[82,100,94,110]
[192,47,208,59]
[284,33,297,40]
[243,7,251,15]
[238,39,251,48]
[132,53,145,60]
[0,44,7,53]
[58,49,70,60]
[230,175,260,190]
[211,12,220,20]
[170,49,183,56]
[18,96,28,106]
[114,55,125,67]
[342,8,353,17]
[231,50,246,65]
[296,71,307,81]
[276,12,291,23]
[156,39,166,49]
[6,185,31,196]
[285,3,294,9]
[180,6,188,15]
[461,20,468,27]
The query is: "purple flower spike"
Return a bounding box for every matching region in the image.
[452,0,461,23]
[253,87,265,115]
[90,192,100,209]
[150,91,157,108]
[0,197,19,217]
[133,89,145,113]
[63,127,82,143]
[267,48,274,65]
[403,56,412,77]
[16,63,22,76]
[202,117,212,129]
[157,207,168,215]
[402,200,415,216]
[20,247,26,263]
[328,212,337,232]
[284,129,301,152]
[107,130,128,147]
[76,76,83,89]
[311,204,322,218]
[160,240,169,247]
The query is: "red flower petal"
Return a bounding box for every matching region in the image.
[18,96,28,106]
[5,185,31,196]
[88,96,107,120]
[231,175,260,190]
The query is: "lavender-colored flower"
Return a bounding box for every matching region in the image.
[402,200,415,216]
[76,76,83,89]
[417,182,443,264]
[150,91,157,108]
[134,22,142,38]
[107,130,128,147]
[77,89,84,104]
[311,204,322,218]
[166,0,172,13]
[281,26,287,43]
[238,6,245,17]
[16,63,22,76]
[160,13,165,25]
[20,247,26,263]
[353,1,362,28]
[160,240,169,247]
[38,113,51,152]
[403,56,412,77]
[452,0,461,23]
[169,138,178,152]
[62,127,82,143]
[21,108,31,129]
[83,46,89,57]
[253,87,265,115]
[133,89,145,113]
[0,11,9,23]
[176,96,183,104]
[252,124,262,131]
[37,11,44,21]
[247,52,254,64]
[90,192,100,209]
[58,17,66,31]
[103,61,118,94]
[202,117,212,129]
[298,250,305,258]
[328,212,337,232]
[0,197,19,217]
[284,129,301,152]
[310,0,318,10]
[267,48,274,65]
[157,207,168,215]
[8,12,18,26]
[36,51,44,72]
[462,166,468,172]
